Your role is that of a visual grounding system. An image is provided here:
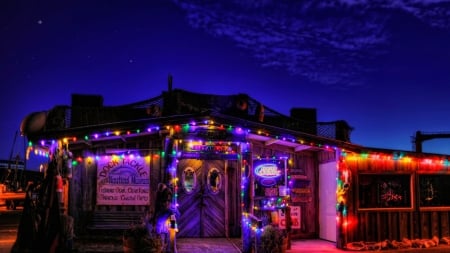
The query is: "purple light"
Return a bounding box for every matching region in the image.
[235,127,244,134]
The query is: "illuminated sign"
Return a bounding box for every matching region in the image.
[96,155,150,205]
[183,141,238,154]
[253,160,284,187]
[254,163,281,178]
[191,144,235,153]
[254,163,282,187]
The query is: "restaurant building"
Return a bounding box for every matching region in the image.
[20,86,450,251]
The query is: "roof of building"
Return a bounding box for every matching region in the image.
[19,88,449,160]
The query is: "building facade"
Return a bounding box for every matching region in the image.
[20,88,450,251]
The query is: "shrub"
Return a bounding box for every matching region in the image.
[123,224,163,253]
[260,225,286,253]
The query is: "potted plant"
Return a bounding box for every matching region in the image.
[260,225,287,253]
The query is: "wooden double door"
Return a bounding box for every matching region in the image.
[176,159,227,238]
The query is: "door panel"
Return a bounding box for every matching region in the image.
[203,160,225,237]
[177,159,202,237]
[319,161,337,242]
[177,159,225,238]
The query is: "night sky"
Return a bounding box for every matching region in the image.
[1,0,450,169]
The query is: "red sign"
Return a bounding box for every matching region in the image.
[279,206,301,229]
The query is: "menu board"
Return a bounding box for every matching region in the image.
[290,176,312,203]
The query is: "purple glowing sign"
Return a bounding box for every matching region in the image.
[254,163,282,187]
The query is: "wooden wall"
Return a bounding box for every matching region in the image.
[290,151,319,239]
[68,134,166,235]
[250,142,320,239]
[343,156,450,244]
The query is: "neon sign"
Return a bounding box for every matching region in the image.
[184,141,238,154]
[254,163,281,178]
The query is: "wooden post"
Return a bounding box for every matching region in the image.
[64,178,69,213]
[169,227,177,253]
[285,206,291,249]
[336,201,346,249]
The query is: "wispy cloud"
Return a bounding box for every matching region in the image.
[172,0,450,87]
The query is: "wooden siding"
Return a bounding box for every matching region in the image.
[227,160,242,237]
[344,157,450,244]
[68,135,165,235]
[251,142,321,239]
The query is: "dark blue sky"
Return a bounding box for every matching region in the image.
[2,0,450,168]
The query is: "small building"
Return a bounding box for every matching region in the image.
[20,87,450,251]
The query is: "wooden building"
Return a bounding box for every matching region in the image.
[19,87,450,251]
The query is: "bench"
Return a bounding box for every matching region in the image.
[87,211,144,230]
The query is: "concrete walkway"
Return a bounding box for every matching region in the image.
[73,237,450,253]
[177,238,241,253]
[288,239,344,252]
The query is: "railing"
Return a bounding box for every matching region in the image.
[242,213,262,253]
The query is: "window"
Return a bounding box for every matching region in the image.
[418,174,450,210]
[182,167,196,194]
[207,168,221,194]
[357,173,413,211]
